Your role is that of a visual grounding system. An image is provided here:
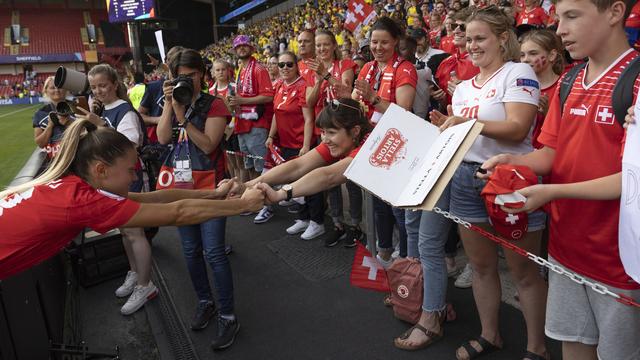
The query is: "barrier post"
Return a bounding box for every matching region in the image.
[364,191,377,258]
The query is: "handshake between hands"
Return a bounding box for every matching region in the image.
[215,178,292,212]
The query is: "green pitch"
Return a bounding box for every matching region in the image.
[0,104,42,189]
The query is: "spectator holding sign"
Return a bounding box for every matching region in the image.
[433,6,548,360]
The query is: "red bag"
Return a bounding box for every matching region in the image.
[387,257,423,324]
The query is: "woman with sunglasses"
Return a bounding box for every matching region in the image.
[303,29,361,244]
[353,16,417,267]
[433,8,480,108]
[231,98,372,241]
[33,76,71,159]
[260,52,322,231]
[434,7,548,360]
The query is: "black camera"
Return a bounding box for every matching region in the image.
[169,75,194,106]
[55,101,75,117]
[415,60,426,71]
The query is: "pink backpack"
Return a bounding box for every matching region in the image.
[387,257,423,324]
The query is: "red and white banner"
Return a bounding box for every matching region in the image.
[350,243,390,292]
[344,0,377,34]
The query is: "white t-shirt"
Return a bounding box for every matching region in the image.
[413,67,432,120]
[452,61,539,163]
[105,99,143,147]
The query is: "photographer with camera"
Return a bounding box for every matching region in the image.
[157,48,240,350]
[33,76,72,159]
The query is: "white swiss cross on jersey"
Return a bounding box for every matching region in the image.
[452,62,540,163]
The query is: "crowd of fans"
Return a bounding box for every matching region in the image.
[20,0,640,357]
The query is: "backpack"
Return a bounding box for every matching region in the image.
[559,56,640,125]
[387,257,424,324]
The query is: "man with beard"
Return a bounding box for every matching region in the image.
[228,35,274,181]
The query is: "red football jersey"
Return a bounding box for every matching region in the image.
[315,141,362,163]
[357,53,417,120]
[516,7,548,27]
[0,175,140,279]
[532,77,559,149]
[273,77,311,149]
[304,59,356,135]
[435,51,480,105]
[439,35,456,55]
[234,57,275,134]
[538,49,640,289]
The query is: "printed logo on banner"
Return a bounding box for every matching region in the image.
[369,128,407,169]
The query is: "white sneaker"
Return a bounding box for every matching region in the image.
[120,281,158,315]
[278,197,305,207]
[376,254,394,269]
[286,220,309,235]
[253,206,274,224]
[454,264,473,289]
[115,271,138,298]
[300,221,325,240]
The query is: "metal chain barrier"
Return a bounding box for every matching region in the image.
[432,207,640,308]
[224,150,265,160]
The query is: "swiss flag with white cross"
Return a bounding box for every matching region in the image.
[350,243,390,292]
[344,0,376,33]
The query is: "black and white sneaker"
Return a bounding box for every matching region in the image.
[343,225,365,248]
[191,300,217,331]
[325,224,346,247]
[211,314,240,350]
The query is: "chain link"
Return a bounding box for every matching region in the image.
[225,150,265,160]
[433,207,640,308]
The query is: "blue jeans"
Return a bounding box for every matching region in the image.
[405,184,452,312]
[178,217,234,315]
[373,197,406,254]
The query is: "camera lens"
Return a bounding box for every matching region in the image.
[172,77,194,105]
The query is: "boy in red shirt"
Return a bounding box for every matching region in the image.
[482,1,640,359]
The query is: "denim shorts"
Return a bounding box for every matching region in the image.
[450,161,545,231]
[238,127,268,172]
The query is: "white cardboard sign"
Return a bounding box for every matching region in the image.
[344,103,482,210]
[620,102,640,283]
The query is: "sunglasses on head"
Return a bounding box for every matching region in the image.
[329,99,364,116]
[454,23,466,32]
[278,62,295,69]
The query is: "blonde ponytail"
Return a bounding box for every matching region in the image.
[0,120,94,198]
[0,119,135,199]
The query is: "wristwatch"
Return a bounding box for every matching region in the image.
[371,95,382,106]
[323,73,331,81]
[282,184,293,201]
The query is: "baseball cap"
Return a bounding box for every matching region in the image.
[233,35,253,49]
[408,28,427,39]
[481,165,538,241]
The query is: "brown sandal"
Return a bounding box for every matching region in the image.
[393,324,443,351]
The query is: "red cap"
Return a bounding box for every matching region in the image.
[481,165,538,240]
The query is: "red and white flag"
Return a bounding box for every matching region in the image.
[350,242,390,292]
[344,0,377,34]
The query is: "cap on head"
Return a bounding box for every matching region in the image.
[408,28,427,39]
[233,35,253,49]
